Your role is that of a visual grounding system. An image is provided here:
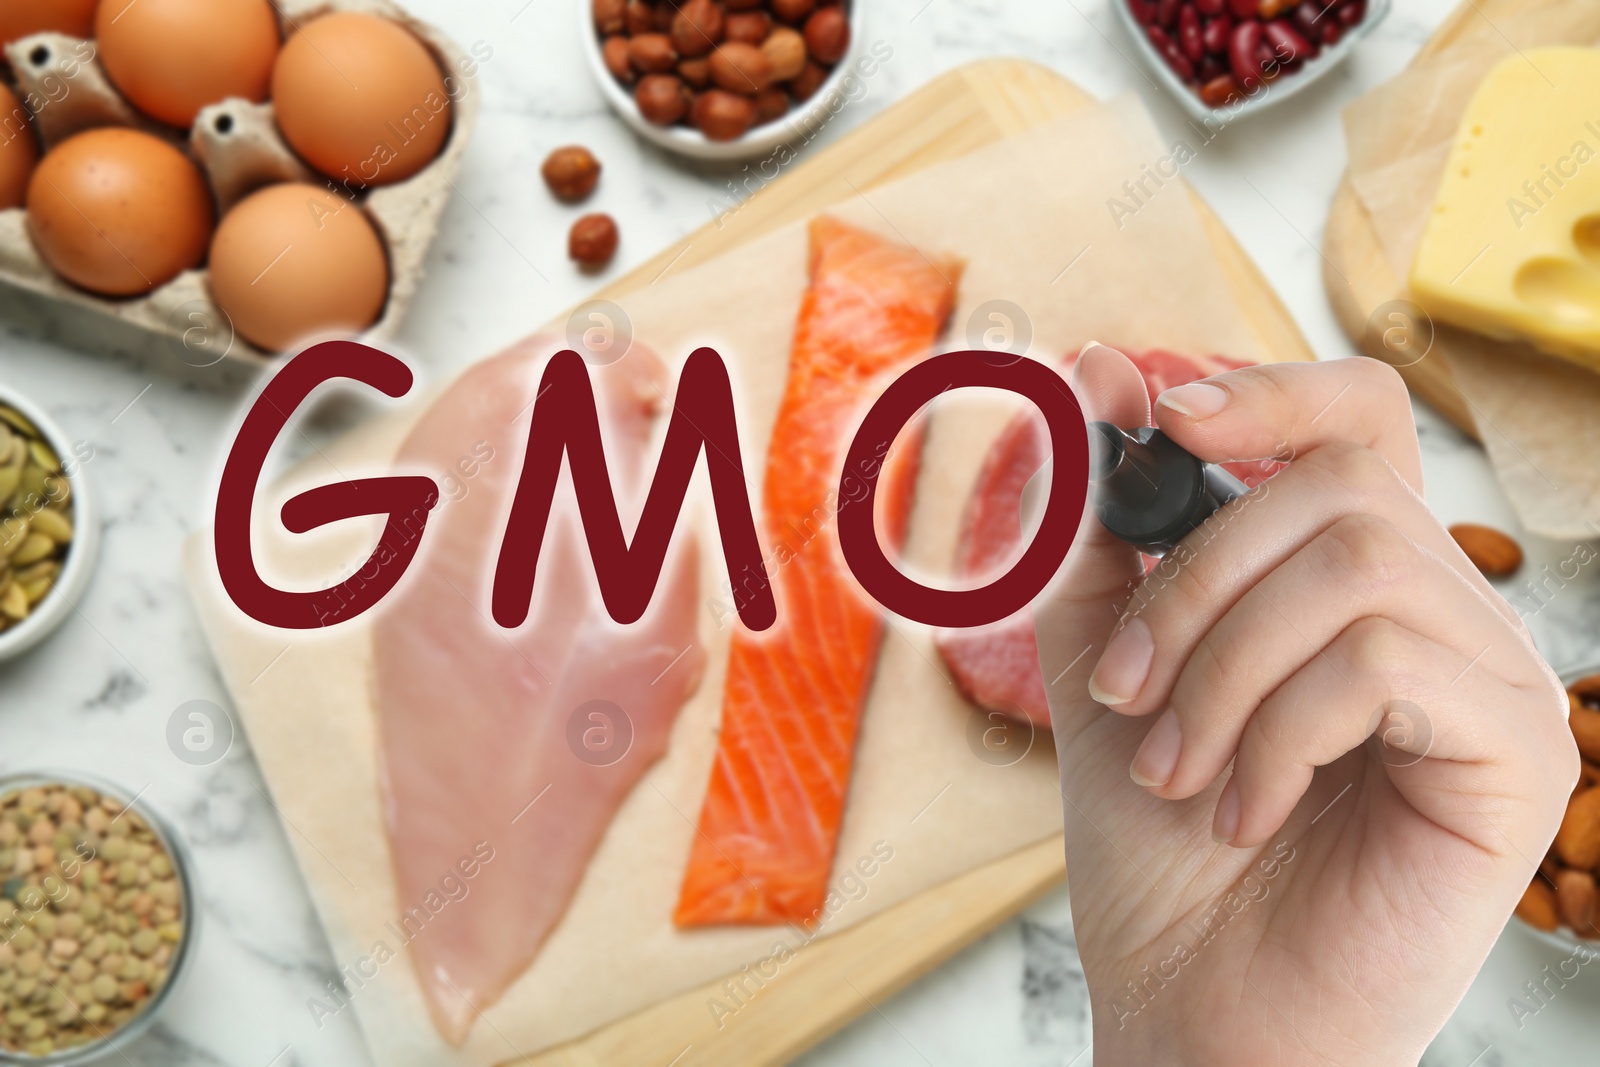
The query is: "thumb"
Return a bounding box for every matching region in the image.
[1033,344,1152,738]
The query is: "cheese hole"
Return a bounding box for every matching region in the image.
[1574,215,1600,267]
[1513,257,1600,322]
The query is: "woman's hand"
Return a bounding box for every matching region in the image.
[1035,345,1576,1066]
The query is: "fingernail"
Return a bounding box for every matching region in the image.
[1157,382,1228,419]
[1130,708,1181,788]
[1087,617,1153,706]
[1077,339,1107,359]
[1212,778,1241,844]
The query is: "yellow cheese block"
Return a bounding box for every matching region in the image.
[1409,46,1600,373]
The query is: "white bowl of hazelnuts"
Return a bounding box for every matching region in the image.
[584,0,864,161]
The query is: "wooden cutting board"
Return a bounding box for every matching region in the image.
[1321,0,1559,439]
[514,58,1313,1067]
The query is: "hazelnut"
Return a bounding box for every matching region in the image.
[753,87,789,125]
[787,60,827,101]
[628,33,679,73]
[541,146,602,202]
[691,88,756,140]
[670,0,725,57]
[652,2,676,30]
[625,0,655,34]
[603,35,634,83]
[634,73,689,124]
[803,6,849,65]
[593,0,626,35]
[569,213,619,269]
[770,0,814,23]
[709,41,772,94]
[724,10,771,44]
[760,26,806,81]
[677,57,712,89]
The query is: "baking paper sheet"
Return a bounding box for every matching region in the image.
[1342,0,1600,536]
[186,94,1274,1064]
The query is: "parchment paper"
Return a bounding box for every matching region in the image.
[1342,0,1600,536]
[186,94,1274,1065]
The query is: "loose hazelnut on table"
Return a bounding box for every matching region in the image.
[569,213,619,269]
[635,73,689,124]
[692,89,757,141]
[541,146,602,202]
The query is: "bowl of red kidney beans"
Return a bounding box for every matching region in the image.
[1115,0,1388,120]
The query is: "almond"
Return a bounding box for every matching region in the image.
[1516,878,1560,931]
[1448,522,1522,577]
[1555,785,1600,869]
[1556,868,1598,936]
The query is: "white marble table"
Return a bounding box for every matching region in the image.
[1,0,1597,1064]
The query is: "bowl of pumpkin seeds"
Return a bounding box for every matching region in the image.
[0,389,97,662]
[0,774,196,1062]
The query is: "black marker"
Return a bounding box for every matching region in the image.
[1087,421,1249,558]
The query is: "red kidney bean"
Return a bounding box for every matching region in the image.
[1156,0,1181,29]
[1319,19,1342,45]
[1201,15,1232,53]
[1127,0,1158,25]
[1291,1,1321,40]
[1227,0,1259,17]
[1228,19,1264,88]
[1256,39,1281,77]
[1262,19,1311,62]
[1178,5,1205,63]
[1338,0,1365,27]
[1162,39,1196,81]
[1197,53,1225,82]
[1147,25,1194,81]
[1195,0,1226,14]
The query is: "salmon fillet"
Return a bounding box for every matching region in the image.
[933,348,1274,729]
[372,340,703,1042]
[674,217,959,927]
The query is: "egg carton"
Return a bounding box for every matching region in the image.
[0,0,479,366]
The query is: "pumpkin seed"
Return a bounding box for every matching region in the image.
[0,406,37,438]
[27,509,70,543]
[10,534,53,567]
[0,582,26,620]
[0,402,76,629]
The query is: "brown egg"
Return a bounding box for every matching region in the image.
[27,128,213,296]
[96,0,280,128]
[0,85,40,209]
[207,183,389,352]
[0,0,98,47]
[272,12,451,188]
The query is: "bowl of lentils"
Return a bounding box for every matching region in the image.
[0,776,194,1062]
